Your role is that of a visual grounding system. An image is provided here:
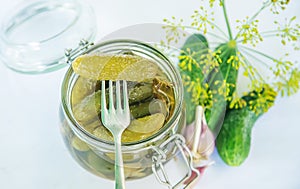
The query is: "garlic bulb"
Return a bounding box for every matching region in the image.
[184,106,215,161]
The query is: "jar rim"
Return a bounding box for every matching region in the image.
[61,39,184,148]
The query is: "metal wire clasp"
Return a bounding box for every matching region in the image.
[64,39,94,64]
[151,134,200,189]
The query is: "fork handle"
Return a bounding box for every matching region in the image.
[114,134,126,189]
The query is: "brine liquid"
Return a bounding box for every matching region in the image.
[71,54,175,143]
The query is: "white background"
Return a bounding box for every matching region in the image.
[0,0,300,188]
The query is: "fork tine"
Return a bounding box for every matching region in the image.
[123,80,129,111]
[101,80,107,117]
[116,80,122,111]
[108,80,115,111]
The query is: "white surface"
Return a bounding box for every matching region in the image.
[0,0,300,189]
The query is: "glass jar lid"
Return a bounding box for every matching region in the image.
[0,0,97,74]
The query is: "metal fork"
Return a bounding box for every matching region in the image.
[101,80,130,189]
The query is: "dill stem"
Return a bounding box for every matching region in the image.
[207,21,229,39]
[239,46,289,83]
[238,49,265,82]
[205,31,228,41]
[239,45,277,62]
[249,2,270,22]
[225,60,232,81]
[221,0,233,40]
[224,48,235,81]
[260,30,280,35]
[184,26,228,41]
[216,44,232,80]
[239,47,270,68]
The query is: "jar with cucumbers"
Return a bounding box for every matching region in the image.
[0,0,200,187]
[60,40,195,182]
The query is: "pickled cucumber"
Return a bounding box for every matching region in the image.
[128,82,153,104]
[130,101,152,118]
[84,120,102,133]
[93,113,165,143]
[73,90,101,125]
[127,113,165,133]
[73,82,154,124]
[87,152,114,179]
[71,136,90,152]
[93,125,113,141]
[121,129,157,143]
[87,151,147,180]
[71,77,99,105]
[72,54,164,82]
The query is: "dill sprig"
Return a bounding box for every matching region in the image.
[160,0,299,116]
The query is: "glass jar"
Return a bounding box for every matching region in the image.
[0,1,202,188]
[0,0,96,74]
[59,40,197,186]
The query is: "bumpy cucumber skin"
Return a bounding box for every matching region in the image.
[216,107,260,166]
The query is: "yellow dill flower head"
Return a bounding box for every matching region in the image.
[162,17,186,45]
[200,0,222,7]
[271,57,293,77]
[236,17,263,47]
[229,92,247,109]
[182,75,213,108]
[214,80,235,100]
[192,80,213,108]
[270,0,290,14]
[274,68,300,96]
[191,6,215,34]
[226,53,242,70]
[274,16,300,46]
[178,48,199,71]
[199,49,221,74]
[248,84,277,115]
